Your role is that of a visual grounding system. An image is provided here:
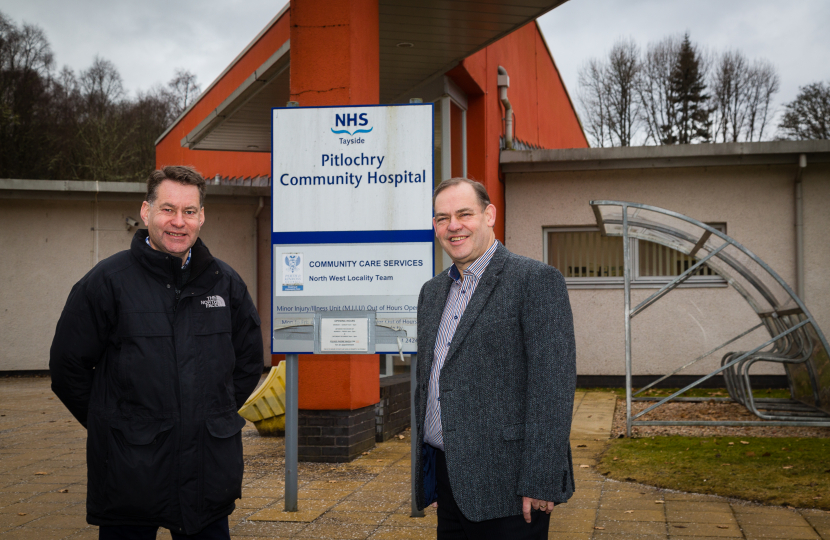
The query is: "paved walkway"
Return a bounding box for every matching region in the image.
[1,378,828,539]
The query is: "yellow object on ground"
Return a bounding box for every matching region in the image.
[238,361,286,435]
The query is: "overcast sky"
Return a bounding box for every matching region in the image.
[3,0,828,114]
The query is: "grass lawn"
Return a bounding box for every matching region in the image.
[598,435,830,509]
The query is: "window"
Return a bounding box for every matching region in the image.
[544,226,726,288]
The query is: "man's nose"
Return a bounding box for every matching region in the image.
[447,217,462,231]
[171,211,185,226]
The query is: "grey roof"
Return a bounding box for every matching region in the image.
[500,140,830,173]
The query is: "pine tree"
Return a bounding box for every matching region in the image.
[662,34,711,144]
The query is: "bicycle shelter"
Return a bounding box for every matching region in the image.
[590,201,830,436]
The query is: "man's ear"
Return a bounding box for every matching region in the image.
[140,201,150,226]
[485,203,497,227]
[199,207,205,228]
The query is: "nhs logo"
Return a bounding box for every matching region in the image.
[331,113,373,136]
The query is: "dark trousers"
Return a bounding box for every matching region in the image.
[435,449,550,540]
[99,516,230,540]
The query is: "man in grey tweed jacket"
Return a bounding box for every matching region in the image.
[415,178,576,539]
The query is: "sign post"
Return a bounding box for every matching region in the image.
[271,103,434,511]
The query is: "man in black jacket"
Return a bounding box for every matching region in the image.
[50,166,263,539]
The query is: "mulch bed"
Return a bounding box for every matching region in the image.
[611,398,830,439]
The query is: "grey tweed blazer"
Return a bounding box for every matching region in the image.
[414,242,576,522]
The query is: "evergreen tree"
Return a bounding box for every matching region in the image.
[662,33,710,144]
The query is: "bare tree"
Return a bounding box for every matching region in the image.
[578,58,610,147]
[75,57,136,180]
[710,51,779,142]
[604,38,641,146]
[577,38,641,147]
[744,60,778,141]
[78,56,124,114]
[167,68,200,118]
[636,36,680,145]
[778,81,830,140]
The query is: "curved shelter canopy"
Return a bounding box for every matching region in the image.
[591,201,830,431]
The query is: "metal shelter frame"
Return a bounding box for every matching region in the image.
[590,201,830,436]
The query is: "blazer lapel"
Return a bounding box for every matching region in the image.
[442,244,508,368]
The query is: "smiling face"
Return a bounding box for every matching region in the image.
[140,179,204,263]
[433,182,496,273]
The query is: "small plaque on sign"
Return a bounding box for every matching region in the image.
[314,310,376,354]
[320,318,368,352]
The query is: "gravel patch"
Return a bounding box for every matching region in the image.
[611,398,830,438]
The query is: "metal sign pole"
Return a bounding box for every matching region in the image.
[285,353,299,512]
[410,353,424,517]
[623,206,633,438]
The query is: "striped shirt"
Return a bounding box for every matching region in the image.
[424,239,499,450]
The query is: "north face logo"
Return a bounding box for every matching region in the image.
[201,295,226,308]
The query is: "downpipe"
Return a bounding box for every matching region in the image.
[497,66,513,150]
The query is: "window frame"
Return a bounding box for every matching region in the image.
[543,226,728,290]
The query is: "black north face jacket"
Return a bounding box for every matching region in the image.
[50,230,263,534]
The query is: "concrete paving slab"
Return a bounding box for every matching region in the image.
[666,514,737,527]
[230,520,309,536]
[667,522,743,537]
[732,504,805,515]
[593,534,667,540]
[294,523,376,539]
[368,526,435,539]
[600,499,670,511]
[248,507,327,523]
[598,509,667,522]
[739,524,821,539]
[664,501,733,513]
[735,511,812,527]
[593,519,668,535]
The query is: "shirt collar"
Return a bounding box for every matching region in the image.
[146,235,191,269]
[448,239,499,282]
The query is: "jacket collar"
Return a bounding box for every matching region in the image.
[131,229,215,285]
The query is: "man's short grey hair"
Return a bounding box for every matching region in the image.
[432,177,491,211]
[146,166,207,207]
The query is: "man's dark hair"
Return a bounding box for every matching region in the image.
[146,166,207,207]
[432,177,491,210]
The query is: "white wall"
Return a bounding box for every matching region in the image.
[505,163,830,376]
[0,193,265,371]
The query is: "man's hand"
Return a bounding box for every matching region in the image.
[430,501,438,508]
[522,496,554,523]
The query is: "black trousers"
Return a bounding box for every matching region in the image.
[99,516,230,540]
[435,449,550,540]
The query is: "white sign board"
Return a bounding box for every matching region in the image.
[271,104,434,354]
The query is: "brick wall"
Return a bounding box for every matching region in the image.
[375,373,411,442]
[297,405,376,462]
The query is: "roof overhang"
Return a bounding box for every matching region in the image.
[181,0,569,152]
[181,41,290,152]
[500,141,830,173]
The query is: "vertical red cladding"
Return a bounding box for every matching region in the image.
[446,22,588,243]
[154,12,290,177]
[290,0,379,106]
[291,0,380,411]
